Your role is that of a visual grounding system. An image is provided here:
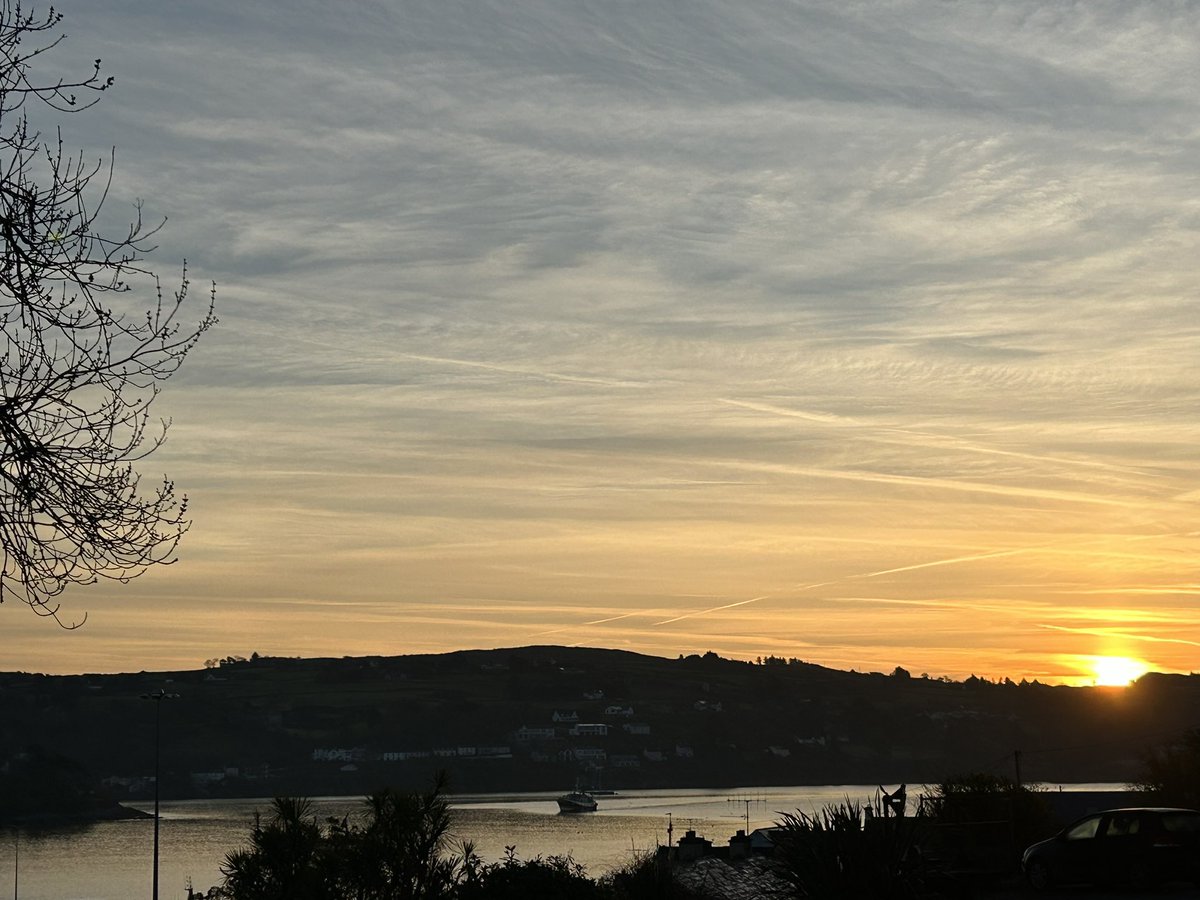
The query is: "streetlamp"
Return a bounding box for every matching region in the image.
[141,688,178,900]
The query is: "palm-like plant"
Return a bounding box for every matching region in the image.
[774,795,926,900]
[221,776,471,900]
[328,774,466,899]
[221,797,329,900]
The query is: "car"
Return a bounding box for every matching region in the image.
[1022,807,1200,891]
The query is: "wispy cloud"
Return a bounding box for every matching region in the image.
[8,0,1198,679]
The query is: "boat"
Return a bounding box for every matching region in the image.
[556,789,598,813]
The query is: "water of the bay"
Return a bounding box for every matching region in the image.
[3,784,1123,900]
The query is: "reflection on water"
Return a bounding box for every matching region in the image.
[0,784,1123,900]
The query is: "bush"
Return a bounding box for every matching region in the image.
[219,774,472,900]
[917,773,1056,874]
[1134,728,1200,808]
[774,794,927,900]
[602,850,704,900]
[458,846,602,900]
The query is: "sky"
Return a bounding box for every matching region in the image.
[4,0,1200,683]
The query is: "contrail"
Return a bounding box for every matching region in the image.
[653,596,768,626]
[400,352,642,387]
[849,548,1031,580]
[583,611,647,626]
[717,398,1144,476]
[740,460,1136,508]
[1037,623,1200,648]
[530,610,659,636]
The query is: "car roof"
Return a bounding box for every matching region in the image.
[1070,807,1200,819]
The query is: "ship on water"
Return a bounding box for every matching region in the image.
[556,789,598,813]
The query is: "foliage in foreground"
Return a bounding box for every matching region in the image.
[213,773,1084,900]
[919,772,1056,856]
[459,847,604,900]
[1133,727,1200,809]
[218,775,470,899]
[211,777,695,900]
[773,794,927,900]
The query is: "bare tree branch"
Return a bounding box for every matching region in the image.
[0,2,216,625]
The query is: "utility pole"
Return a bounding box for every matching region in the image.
[1014,749,1023,789]
[141,689,179,900]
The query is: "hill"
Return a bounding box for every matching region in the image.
[4,646,1198,811]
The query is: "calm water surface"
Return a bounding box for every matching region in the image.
[2,784,1121,900]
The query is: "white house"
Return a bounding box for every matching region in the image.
[514,726,556,741]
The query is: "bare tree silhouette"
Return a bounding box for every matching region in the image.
[0,3,215,624]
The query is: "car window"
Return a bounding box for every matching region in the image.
[1161,813,1200,834]
[1104,813,1139,836]
[1065,815,1101,840]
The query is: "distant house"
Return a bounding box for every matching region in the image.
[381,750,432,762]
[623,722,651,735]
[693,700,723,712]
[552,710,580,723]
[477,745,512,758]
[583,689,605,700]
[571,747,607,763]
[513,726,556,742]
[675,744,694,758]
[611,753,641,768]
[643,749,666,762]
[767,745,791,758]
[570,723,609,737]
[312,748,365,762]
[604,705,634,717]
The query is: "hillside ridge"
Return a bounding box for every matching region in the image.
[3,646,1197,809]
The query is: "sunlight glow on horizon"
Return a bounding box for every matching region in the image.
[1085,655,1151,687]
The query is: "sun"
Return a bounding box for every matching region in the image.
[1090,656,1149,687]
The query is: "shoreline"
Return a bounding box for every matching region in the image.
[4,802,152,828]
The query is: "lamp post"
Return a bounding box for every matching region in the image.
[141,689,178,900]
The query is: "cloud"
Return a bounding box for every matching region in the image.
[6,0,1197,680]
